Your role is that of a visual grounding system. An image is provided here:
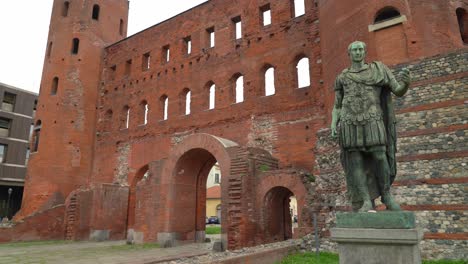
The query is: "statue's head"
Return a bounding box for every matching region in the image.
[348,41,367,63]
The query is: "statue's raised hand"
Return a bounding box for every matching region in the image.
[400,68,411,86]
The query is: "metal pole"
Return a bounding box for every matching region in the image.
[314,212,319,258]
[6,188,12,220]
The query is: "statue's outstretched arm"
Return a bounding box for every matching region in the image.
[389,68,411,97]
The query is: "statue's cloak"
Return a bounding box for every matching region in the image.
[339,62,398,209]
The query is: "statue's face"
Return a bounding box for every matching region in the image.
[349,43,366,63]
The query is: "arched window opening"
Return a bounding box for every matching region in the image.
[209,84,216,110]
[32,120,42,152]
[160,95,169,120]
[297,57,310,88]
[47,42,53,58]
[126,107,130,129]
[185,90,191,115]
[456,8,468,44]
[51,77,59,95]
[72,38,80,54]
[374,7,401,24]
[140,100,148,125]
[265,67,275,96]
[62,1,70,17]
[235,75,244,103]
[120,106,130,129]
[120,19,124,36]
[293,0,305,18]
[92,4,100,20]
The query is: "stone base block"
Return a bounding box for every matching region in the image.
[89,230,110,242]
[331,228,423,264]
[157,232,179,248]
[195,230,206,243]
[126,229,144,244]
[336,211,416,229]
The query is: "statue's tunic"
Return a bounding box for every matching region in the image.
[334,62,400,150]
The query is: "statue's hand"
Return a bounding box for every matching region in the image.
[331,125,338,138]
[400,68,411,86]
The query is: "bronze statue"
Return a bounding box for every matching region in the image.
[331,41,411,212]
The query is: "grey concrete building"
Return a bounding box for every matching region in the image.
[0,82,37,220]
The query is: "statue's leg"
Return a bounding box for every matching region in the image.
[349,151,373,212]
[372,151,401,211]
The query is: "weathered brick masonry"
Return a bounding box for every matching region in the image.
[1,0,466,259]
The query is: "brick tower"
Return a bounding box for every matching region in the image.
[18,0,129,218]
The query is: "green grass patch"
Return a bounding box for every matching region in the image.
[0,240,71,248]
[206,226,221,234]
[279,252,467,264]
[279,252,339,264]
[423,260,467,264]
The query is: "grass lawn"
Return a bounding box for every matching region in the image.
[279,252,467,264]
[279,252,338,264]
[206,226,221,234]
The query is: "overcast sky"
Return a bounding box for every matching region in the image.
[0,0,208,94]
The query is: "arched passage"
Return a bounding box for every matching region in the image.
[263,186,295,242]
[127,165,149,231]
[159,134,238,247]
[256,171,308,243]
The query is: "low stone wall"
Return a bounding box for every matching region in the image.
[0,205,65,243]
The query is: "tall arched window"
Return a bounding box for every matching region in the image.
[92,4,100,20]
[72,38,80,54]
[235,75,244,103]
[62,1,70,17]
[209,84,216,109]
[32,120,42,152]
[456,8,468,44]
[374,7,401,23]
[265,67,275,96]
[185,90,191,115]
[160,95,169,120]
[120,19,124,36]
[140,100,148,125]
[47,42,53,58]
[51,77,59,95]
[179,88,191,115]
[121,106,130,129]
[297,57,310,88]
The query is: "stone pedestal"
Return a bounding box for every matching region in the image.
[331,212,423,264]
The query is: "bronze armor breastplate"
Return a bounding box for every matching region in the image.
[340,77,383,125]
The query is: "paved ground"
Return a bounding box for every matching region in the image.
[0,240,212,264]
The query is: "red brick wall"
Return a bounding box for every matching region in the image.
[13,0,467,253]
[0,205,65,243]
[19,0,129,218]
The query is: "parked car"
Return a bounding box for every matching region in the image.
[207,216,219,224]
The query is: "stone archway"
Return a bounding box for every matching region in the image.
[156,134,239,249]
[256,170,308,242]
[132,134,295,250]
